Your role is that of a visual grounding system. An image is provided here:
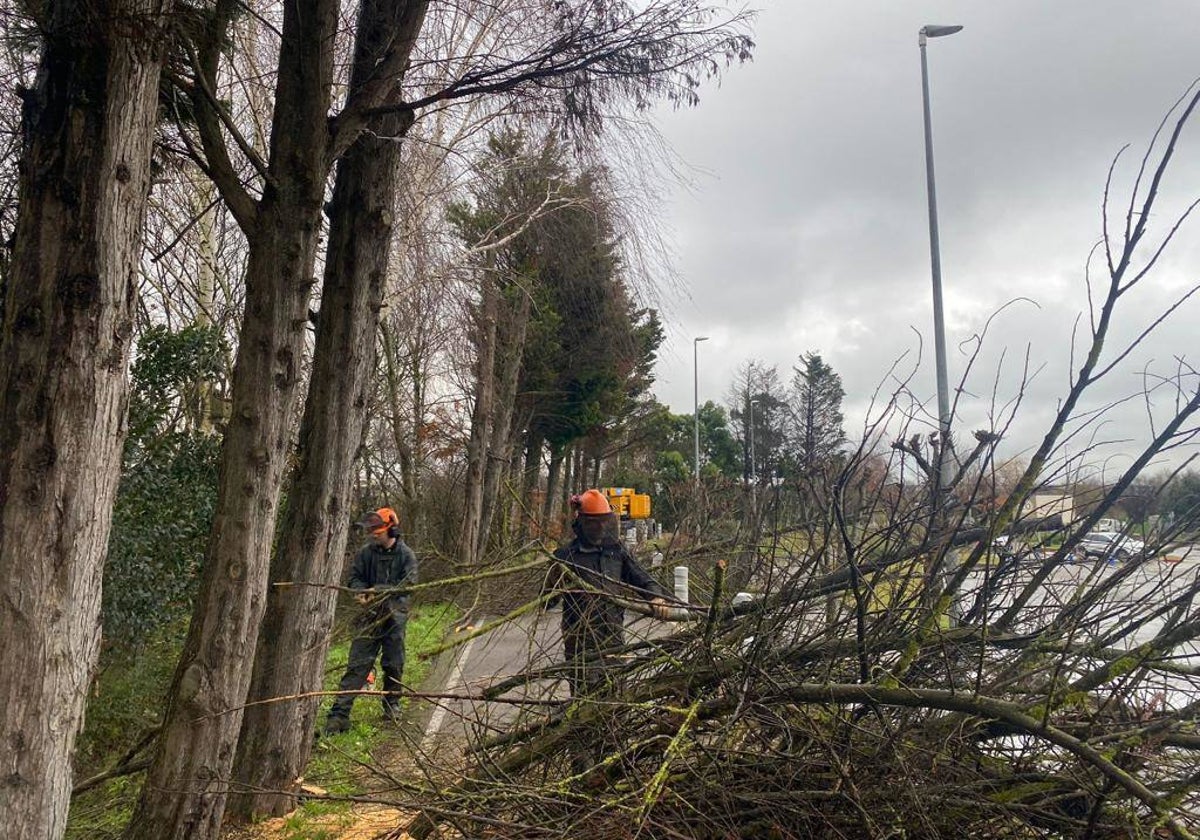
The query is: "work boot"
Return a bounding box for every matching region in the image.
[381,703,402,725]
[323,715,351,735]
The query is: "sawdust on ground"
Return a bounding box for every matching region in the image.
[247,803,416,840]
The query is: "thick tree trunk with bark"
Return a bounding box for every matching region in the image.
[123,0,337,836]
[227,0,428,813]
[0,2,167,836]
[227,114,412,821]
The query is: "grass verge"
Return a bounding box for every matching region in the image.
[66,603,458,840]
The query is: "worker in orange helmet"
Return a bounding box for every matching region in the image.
[324,507,418,734]
[550,489,672,700]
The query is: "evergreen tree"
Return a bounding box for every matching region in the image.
[1162,471,1200,526]
[697,401,741,477]
[788,352,846,476]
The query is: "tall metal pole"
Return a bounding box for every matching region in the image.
[693,336,708,484]
[919,24,961,492]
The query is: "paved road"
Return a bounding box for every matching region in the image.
[1165,543,1200,563]
[414,549,1200,757]
[960,548,1200,708]
[417,610,668,761]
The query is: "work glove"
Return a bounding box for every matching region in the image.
[649,597,671,621]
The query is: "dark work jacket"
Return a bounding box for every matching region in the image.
[348,538,418,625]
[551,538,669,646]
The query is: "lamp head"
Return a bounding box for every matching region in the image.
[695,336,710,343]
[920,24,963,44]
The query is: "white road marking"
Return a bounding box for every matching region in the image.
[420,632,479,751]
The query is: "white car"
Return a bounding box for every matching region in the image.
[1075,531,1145,562]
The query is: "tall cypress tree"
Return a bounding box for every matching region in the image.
[789,352,846,475]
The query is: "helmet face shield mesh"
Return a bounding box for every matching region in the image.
[359,512,386,532]
[578,512,619,546]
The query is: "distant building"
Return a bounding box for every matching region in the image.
[1030,489,1074,523]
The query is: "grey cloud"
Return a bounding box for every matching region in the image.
[650,0,1200,470]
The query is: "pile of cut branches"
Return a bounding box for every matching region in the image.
[406,500,1200,839]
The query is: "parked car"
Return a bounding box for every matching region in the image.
[1074,531,1146,562]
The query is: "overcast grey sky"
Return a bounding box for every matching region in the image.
[648,0,1200,478]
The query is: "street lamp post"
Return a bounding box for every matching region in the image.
[919,23,962,493]
[693,336,709,484]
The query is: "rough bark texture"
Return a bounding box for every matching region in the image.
[226,4,428,812]
[122,0,337,835]
[0,1,166,836]
[225,0,430,820]
[225,131,399,820]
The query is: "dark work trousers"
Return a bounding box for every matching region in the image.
[562,605,625,775]
[329,612,407,720]
[563,621,624,699]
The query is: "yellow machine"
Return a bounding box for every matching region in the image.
[601,487,651,520]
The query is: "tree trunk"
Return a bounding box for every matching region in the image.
[227,1,428,819]
[226,115,414,820]
[477,291,532,554]
[521,429,544,539]
[460,274,498,568]
[567,443,579,496]
[381,326,417,509]
[189,178,219,432]
[543,444,563,522]
[0,1,166,836]
[123,0,338,835]
[407,335,425,525]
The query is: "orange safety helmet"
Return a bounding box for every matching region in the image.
[573,489,611,516]
[359,507,400,534]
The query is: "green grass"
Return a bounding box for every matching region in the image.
[67,623,187,840]
[274,603,458,839]
[305,604,457,788]
[274,803,349,840]
[66,603,458,839]
[65,775,140,840]
[76,623,187,777]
